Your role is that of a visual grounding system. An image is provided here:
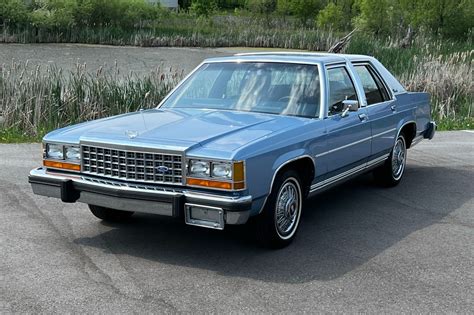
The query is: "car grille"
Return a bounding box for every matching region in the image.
[81,145,184,185]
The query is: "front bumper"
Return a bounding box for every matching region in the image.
[29,168,252,226]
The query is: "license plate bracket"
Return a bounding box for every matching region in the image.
[185,203,224,230]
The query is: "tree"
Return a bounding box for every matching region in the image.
[246,0,277,16]
[395,0,473,37]
[419,0,472,37]
[288,0,323,26]
[316,2,345,31]
[189,0,217,17]
[29,0,77,28]
[0,0,29,25]
[276,0,291,16]
[353,0,389,35]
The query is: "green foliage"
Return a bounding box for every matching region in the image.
[21,0,163,29]
[0,0,29,25]
[353,0,473,37]
[29,0,77,28]
[285,0,323,26]
[275,0,291,16]
[190,0,217,17]
[354,0,390,35]
[413,0,473,37]
[246,0,277,16]
[1,0,472,38]
[215,0,247,10]
[316,2,344,31]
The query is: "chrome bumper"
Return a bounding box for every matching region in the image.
[29,168,252,225]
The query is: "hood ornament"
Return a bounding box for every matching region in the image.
[125,130,139,139]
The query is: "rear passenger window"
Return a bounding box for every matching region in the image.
[327,67,358,115]
[354,65,390,105]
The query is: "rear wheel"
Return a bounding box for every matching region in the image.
[88,205,134,222]
[374,133,407,187]
[255,170,303,249]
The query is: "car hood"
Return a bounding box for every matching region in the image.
[44,108,310,157]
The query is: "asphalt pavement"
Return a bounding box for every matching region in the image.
[1,131,473,313]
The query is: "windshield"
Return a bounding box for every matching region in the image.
[161,62,321,118]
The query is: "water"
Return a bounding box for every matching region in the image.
[0,44,229,76]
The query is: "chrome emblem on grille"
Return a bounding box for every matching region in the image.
[126,130,139,139]
[156,166,170,174]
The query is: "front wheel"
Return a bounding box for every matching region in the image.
[374,133,407,187]
[255,170,303,249]
[89,205,134,222]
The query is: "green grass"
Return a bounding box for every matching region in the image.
[436,117,474,131]
[0,128,43,143]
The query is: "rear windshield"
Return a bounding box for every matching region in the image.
[161,62,321,118]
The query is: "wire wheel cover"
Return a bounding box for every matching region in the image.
[392,137,406,179]
[275,179,301,237]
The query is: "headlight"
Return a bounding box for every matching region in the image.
[43,142,81,172]
[187,159,245,190]
[65,146,81,161]
[189,160,210,177]
[46,144,64,160]
[211,162,232,179]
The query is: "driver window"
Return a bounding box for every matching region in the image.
[327,67,357,115]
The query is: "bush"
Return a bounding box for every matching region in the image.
[190,0,217,17]
[353,0,389,35]
[286,0,322,26]
[316,2,344,31]
[246,0,277,16]
[29,0,77,28]
[0,0,29,25]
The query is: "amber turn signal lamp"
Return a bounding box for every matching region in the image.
[43,160,81,171]
[233,161,245,182]
[187,178,233,190]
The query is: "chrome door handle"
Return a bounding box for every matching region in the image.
[390,104,397,111]
[358,113,368,121]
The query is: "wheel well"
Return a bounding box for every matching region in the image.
[278,157,315,197]
[400,122,416,148]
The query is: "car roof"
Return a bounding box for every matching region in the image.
[203,52,374,65]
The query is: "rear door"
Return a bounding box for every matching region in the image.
[318,65,371,181]
[352,63,398,159]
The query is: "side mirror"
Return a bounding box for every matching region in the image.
[341,100,359,117]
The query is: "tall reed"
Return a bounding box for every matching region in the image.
[348,35,473,129]
[0,61,182,138]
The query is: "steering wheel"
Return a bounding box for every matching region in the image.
[277,96,291,102]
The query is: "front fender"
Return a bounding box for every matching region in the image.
[245,148,315,215]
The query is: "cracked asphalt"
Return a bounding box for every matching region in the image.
[1,131,473,313]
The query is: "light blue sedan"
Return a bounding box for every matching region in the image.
[29,52,436,248]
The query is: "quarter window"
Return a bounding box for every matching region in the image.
[327,67,358,115]
[354,64,390,105]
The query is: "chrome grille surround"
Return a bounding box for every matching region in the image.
[81,144,185,185]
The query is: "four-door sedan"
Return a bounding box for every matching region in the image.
[29,52,436,248]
